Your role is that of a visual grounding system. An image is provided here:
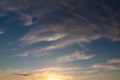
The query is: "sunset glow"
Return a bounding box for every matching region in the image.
[47,75,60,80]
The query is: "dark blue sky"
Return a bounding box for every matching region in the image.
[0,0,120,80]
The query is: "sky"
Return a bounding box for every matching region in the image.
[0,0,120,80]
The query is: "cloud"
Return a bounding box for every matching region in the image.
[57,51,95,63]
[4,69,25,74]
[22,38,90,56]
[20,26,68,45]
[84,69,99,74]
[92,64,120,71]
[20,25,101,57]
[2,66,116,80]
[13,73,34,76]
[20,14,34,26]
[33,67,82,74]
[107,59,120,64]
[1,67,82,80]
[0,0,36,26]
[3,66,84,75]
[0,13,6,17]
[92,58,120,71]
[20,48,50,57]
[1,0,120,57]
[0,30,4,35]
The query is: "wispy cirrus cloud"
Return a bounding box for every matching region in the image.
[57,51,95,63]
[33,67,81,73]
[13,73,34,76]
[19,19,120,57]
[20,25,102,57]
[107,59,120,64]
[0,31,4,35]
[2,65,118,80]
[0,13,6,17]
[1,67,82,80]
[92,58,120,71]
[1,0,120,57]
[2,66,90,77]
[0,29,5,35]
[92,64,120,71]
[20,26,68,45]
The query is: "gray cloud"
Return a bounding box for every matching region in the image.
[13,73,34,76]
[0,29,5,35]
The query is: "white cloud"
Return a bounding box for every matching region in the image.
[21,33,67,45]
[20,47,51,57]
[20,24,102,57]
[33,67,81,73]
[20,26,68,45]
[57,51,95,63]
[1,0,119,57]
[92,64,120,71]
[20,38,89,57]
[92,58,120,71]
[107,59,120,64]
[0,30,4,35]
[84,69,99,74]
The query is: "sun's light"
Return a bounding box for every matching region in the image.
[47,74,62,80]
[47,77,58,80]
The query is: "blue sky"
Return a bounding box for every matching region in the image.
[0,0,120,80]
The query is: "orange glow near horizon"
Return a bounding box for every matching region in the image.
[47,73,63,80]
[33,72,65,80]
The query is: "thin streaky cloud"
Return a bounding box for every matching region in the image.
[33,67,81,73]
[107,59,120,64]
[0,0,120,80]
[15,0,120,57]
[20,26,68,45]
[0,29,5,35]
[20,30,101,57]
[13,73,34,76]
[0,31,4,34]
[92,64,120,71]
[57,51,95,63]
[84,69,99,74]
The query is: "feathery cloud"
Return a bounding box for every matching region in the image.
[57,51,95,63]
[1,0,120,57]
[107,59,120,64]
[92,64,120,71]
[0,30,4,35]
[13,73,34,76]
[20,27,68,45]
